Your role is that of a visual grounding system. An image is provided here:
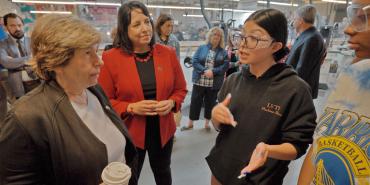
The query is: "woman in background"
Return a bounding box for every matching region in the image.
[155,13,180,60]
[98,1,187,185]
[182,27,228,131]
[225,29,240,77]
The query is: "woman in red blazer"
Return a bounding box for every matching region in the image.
[98,1,187,185]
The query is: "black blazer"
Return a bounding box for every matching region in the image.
[286,27,326,99]
[0,81,138,185]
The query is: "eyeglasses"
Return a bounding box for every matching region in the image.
[232,33,274,49]
[346,4,370,32]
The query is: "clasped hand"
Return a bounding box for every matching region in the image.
[128,100,175,116]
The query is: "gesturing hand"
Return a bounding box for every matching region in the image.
[240,142,269,174]
[211,94,237,127]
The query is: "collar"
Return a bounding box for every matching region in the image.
[242,63,287,79]
[297,26,316,39]
[8,33,24,43]
[206,43,220,51]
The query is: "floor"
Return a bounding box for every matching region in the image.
[138,52,335,185]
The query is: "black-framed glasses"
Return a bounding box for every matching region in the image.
[232,33,274,49]
[346,4,370,32]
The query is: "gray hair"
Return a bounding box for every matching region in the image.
[296,5,317,24]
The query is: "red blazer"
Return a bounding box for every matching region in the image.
[98,44,187,149]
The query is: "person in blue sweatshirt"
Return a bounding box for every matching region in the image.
[207,9,317,185]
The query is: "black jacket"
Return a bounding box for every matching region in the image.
[286,27,326,99]
[206,63,317,185]
[0,81,138,185]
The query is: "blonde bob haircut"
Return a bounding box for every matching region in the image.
[205,27,225,49]
[29,14,101,80]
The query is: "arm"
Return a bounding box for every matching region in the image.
[0,113,41,184]
[267,143,297,160]
[241,85,317,174]
[211,76,233,130]
[298,146,315,185]
[229,53,239,68]
[168,48,187,112]
[280,86,317,159]
[241,142,297,173]
[192,46,207,74]
[212,50,229,76]
[0,42,29,69]
[174,39,180,61]
[98,52,130,117]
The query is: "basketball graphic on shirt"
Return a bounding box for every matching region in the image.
[314,136,370,185]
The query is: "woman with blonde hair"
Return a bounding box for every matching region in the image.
[0,14,138,185]
[182,27,228,131]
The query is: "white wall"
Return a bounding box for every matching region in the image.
[0,1,20,17]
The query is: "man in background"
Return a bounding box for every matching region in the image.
[286,5,326,99]
[0,13,38,101]
[0,16,8,121]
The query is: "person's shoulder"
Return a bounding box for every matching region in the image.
[9,85,56,130]
[227,71,242,82]
[102,48,128,62]
[0,36,10,46]
[169,34,179,42]
[341,59,370,87]
[351,59,370,70]
[24,37,31,42]
[154,44,179,57]
[275,65,312,92]
[154,43,170,50]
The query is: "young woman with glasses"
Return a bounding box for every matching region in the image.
[206,9,317,185]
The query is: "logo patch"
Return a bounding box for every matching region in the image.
[261,102,282,117]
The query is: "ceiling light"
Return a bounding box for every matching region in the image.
[30,10,72,14]
[12,0,120,6]
[12,0,254,13]
[322,0,352,4]
[258,1,298,6]
[183,14,203,17]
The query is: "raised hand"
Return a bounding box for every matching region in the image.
[211,93,237,127]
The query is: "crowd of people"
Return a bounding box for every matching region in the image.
[0,0,369,185]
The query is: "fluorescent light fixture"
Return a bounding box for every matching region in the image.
[183,14,203,17]
[322,0,352,4]
[12,0,254,13]
[258,1,298,6]
[30,10,72,14]
[147,5,254,13]
[12,0,120,6]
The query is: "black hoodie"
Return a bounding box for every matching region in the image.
[206,63,317,185]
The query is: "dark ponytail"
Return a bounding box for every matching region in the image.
[273,46,290,61]
[245,9,288,61]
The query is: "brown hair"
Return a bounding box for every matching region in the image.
[155,14,173,37]
[29,14,101,80]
